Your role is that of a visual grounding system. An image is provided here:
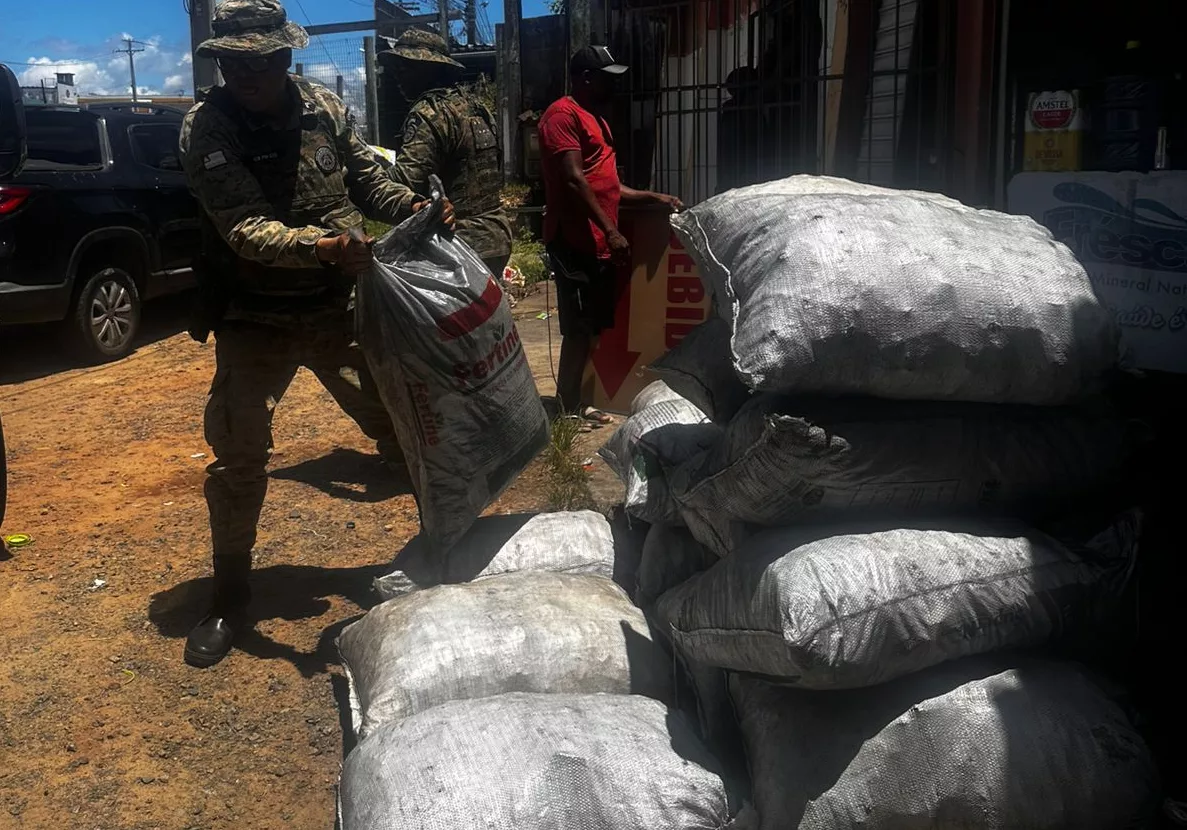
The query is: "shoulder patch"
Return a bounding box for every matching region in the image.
[403,113,424,145]
[314,145,338,173]
[203,150,228,170]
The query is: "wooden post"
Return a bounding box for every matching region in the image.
[336,74,345,99]
[504,0,523,182]
[364,36,380,144]
[569,0,590,55]
[439,0,451,51]
[189,0,218,95]
[822,0,850,174]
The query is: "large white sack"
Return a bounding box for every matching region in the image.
[599,397,721,525]
[670,175,1122,404]
[357,176,549,555]
[656,514,1138,688]
[651,318,752,422]
[373,510,616,600]
[731,658,1160,830]
[339,571,673,738]
[338,692,748,830]
[671,394,1129,555]
[630,379,686,413]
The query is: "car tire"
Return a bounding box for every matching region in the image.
[71,267,142,362]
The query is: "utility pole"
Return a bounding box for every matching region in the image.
[504,0,522,181]
[188,0,218,97]
[465,0,478,46]
[438,0,451,51]
[116,37,146,102]
[363,36,380,144]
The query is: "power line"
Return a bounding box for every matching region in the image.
[0,52,113,67]
[290,0,346,81]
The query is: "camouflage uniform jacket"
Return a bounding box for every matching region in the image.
[180,76,419,311]
[392,85,512,262]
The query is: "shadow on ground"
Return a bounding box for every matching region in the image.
[0,291,194,386]
[147,562,386,676]
[270,447,414,502]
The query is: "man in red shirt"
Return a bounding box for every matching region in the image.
[538,46,682,425]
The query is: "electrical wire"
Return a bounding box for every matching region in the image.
[0,52,114,67]
[289,0,347,83]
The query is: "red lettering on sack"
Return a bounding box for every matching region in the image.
[437,278,504,341]
[409,381,441,446]
[453,325,522,382]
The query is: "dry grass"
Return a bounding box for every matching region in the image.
[543,416,595,511]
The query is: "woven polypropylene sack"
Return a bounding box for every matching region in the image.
[631,380,686,414]
[651,319,752,422]
[338,692,746,830]
[339,571,674,738]
[373,510,615,601]
[356,176,549,554]
[672,395,1128,555]
[657,514,1138,688]
[670,176,1121,404]
[635,524,719,608]
[599,398,722,525]
[730,658,1160,830]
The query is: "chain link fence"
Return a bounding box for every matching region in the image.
[292,34,371,134]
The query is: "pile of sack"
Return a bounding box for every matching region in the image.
[601,176,1161,828]
[336,510,750,830]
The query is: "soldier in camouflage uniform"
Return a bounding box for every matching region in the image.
[382,29,513,278]
[178,0,454,668]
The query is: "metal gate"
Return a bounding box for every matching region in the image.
[599,0,956,205]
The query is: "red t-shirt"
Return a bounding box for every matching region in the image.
[538,96,621,259]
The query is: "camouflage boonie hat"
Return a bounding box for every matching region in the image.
[195,0,310,58]
[382,28,464,69]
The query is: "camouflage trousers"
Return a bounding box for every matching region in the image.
[203,314,400,563]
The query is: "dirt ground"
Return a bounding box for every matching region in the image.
[0,288,623,829]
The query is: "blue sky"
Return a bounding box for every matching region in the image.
[0,0,551,96]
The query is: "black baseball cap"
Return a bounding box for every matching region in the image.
[570,45,628,76]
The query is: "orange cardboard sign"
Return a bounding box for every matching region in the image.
[582,209,712,414]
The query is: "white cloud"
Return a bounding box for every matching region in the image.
[18,34,195,98]
[17,58,117,96]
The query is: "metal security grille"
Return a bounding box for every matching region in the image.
[599,0,956,205]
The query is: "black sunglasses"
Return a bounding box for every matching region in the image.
[217,52,288,74]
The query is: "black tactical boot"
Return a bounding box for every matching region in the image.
[184,557,251,668]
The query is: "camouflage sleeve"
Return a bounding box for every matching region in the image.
[179,104,328,269]
[389,100,451,198]
[315,89,419,226]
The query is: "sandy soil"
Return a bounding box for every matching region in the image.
[0,288,622,829]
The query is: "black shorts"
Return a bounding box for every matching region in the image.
[547,242,618,337]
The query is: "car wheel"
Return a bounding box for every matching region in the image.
[72,267,141,361]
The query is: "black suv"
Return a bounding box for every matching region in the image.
[0,100,201,360]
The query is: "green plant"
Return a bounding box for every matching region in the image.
[543,416,595,511]
[470,73,497,113]
[364,219,392,239]
[508,225,548,289]
[499,182,532,210]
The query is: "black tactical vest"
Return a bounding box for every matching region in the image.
[201,81,361,300]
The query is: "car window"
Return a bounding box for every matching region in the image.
[25,110,103,169]
[129,123,183,172]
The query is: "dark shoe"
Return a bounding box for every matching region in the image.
[184,612,243,668]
